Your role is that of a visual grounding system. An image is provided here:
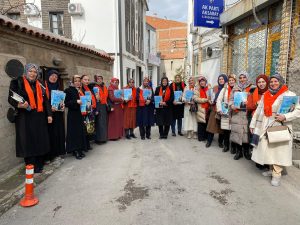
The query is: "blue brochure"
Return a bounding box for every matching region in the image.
[185,90,194,102]
[234,92,247,109]
[143,89,152,100]
[206,88,215,101]
[93,87,99,95]
[51,90,66,111]
[114,89,123,99]
[278,96,299,114]
[221,102,229,115]
[154,96,162,108]
[80,96,88,113]
[123,88,132,101]
[174,91,183,103]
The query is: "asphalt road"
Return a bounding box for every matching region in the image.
[1,128,300,225]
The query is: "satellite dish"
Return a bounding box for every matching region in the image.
[5,59,24,79]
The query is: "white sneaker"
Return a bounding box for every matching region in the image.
[262,170,272,177]
[193,133,197,139]
[271,176,281,187]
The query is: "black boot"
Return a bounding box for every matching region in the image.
[230,143,236,154]
[234,146,243,160]
[73,151,83,160]
[243,148,251,160]
[223,145,229,152]
[130,129,137,138]
[125,129,131,139]
[206,141,212,148]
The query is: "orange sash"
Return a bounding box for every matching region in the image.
[126,87,137,108]
[264,85,288,117]
[159,86,171,102]
[200,87,209,109]
[96,85,108,104]
[23,76,43,112]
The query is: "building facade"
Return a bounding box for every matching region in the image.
[145,23,161,88]
[146,16,187,82]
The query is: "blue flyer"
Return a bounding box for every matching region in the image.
[93,87,99,95]
[154,96,162,108]
[51,90,66,111]
[234,92,247,109]
[143,89,152,100]
[206,88,215,101]
[174,91,183,103]
[221,102,229,115]
[80,96,88,113]
[114,89,123,99]
[185,90,194,102]
[123,88,133,101]
[278,96,299,114]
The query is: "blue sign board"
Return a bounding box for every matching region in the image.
[194,0,224,28]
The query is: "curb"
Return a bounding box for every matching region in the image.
[0,158,64,217]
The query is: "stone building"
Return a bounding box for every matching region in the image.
[146,16,187,81]
[0,15,113,174]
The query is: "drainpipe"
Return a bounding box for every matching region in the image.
[118,0,124,87]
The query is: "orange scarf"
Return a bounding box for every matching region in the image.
[159,86,171,102]
[252,88,260,106]
[227,86,233,102]
[96,85,108,104]
[126,87,137,108]
[45,81,50,99]
[23,76,43,112]
[83,85,96,109]
[200,87,209,109]
[264,85,288,117]
[139,87,151,107]
[172,82,185,91]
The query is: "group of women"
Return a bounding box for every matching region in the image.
[8,63,300,187]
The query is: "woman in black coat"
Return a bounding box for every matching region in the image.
[45,70,66,161]
[8,63,52,173]
[136,77,155,140]
[65,75,87,159]
[155,77,174,139]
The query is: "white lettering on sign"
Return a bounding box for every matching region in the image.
[202,5,208,10]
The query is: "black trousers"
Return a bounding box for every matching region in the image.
[139,126,151,138]
[223,130,231,148]
[24,156,44,169]
[197,122,208,141]
[236,143,249,152]
[207,132,224,145]
[159,125,170,137]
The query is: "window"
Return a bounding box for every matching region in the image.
[7,13,20,20]
[171,61,173,71]
[49,12,64,35]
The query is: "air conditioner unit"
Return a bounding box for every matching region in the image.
[68,3,84,16]
[24,4,39,17]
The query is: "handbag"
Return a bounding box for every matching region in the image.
[7,107,18,123]
[266,121,292,144]
[189,102,198,113]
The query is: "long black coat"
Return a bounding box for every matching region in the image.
[8,77,52,158]
[136,88,155,127]
[154,86,174,126]
[48,111,66,156]
[170,82,186,119]
[64,86,87,153]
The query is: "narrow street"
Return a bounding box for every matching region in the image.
[0,128,300,225]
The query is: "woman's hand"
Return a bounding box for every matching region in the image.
[77,100,82,105]
[60,104,65,111]
[48,116,53,124]
[51,106,56,112]
[218,111,223,115]
[160,102,167,106]
[95,94,100,101]
[146,100,150,105]
[231,105,237,111]
[275,114,286,122]
[18,101,29,109]
[250,128,254,134]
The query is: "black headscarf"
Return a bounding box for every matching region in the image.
[46,70,60,92]
[160,77,169,90]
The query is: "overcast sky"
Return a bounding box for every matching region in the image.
[147,0,188,22]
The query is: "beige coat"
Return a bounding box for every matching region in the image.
[216,84,231,130]
[229,84,255,145]
[182,87,197,132]
[194,87,209,123]
[250,90,300,166]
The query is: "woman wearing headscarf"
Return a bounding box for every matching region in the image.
[65,75,87,160]
[108,78,124,140]
[8,63,52,173]
[250,74,300,187]
[136,77,155,140]
[155,77,174,139]
[182,77,197,139]
[206,74,228,148]
[216,74,237,153]
[80,75,96,151]
[194,76,210,142]
[170,75,186,136]
[91,75,109,143]
[229,72,256,160]
[123,79,137,139]
[45,70,66,161]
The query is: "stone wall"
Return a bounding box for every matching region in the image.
[0,26,112,174]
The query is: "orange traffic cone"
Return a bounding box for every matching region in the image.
[20,164,39,207]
